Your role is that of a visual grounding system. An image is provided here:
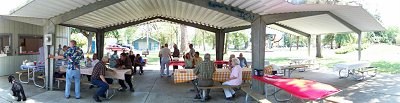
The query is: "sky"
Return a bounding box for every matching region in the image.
[0,0,399,27]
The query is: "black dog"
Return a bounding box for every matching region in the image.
[8,75,27,101]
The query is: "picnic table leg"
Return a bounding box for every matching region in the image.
[264,83,268,98]
[33,69,44,88]
[19,69,30,84]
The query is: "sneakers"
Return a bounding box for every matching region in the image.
[99,94,107,98]
[194,95,201,99]
[226,97,233,100]
[129,88,135,92]
[118,88,127,92]
[93,96,102,102]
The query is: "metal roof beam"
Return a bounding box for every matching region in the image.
[326,12,362,34]
[179,0,259,22]
[102,17,159,32]
[222,25,251,33]
[273,23,311,37]
[262,11,328,24]
[102,16,220,33]
[51,0,124,24]
[157,17,220,33]
[59,24,98,32]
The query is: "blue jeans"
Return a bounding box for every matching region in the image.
[65,70,80,98]
[160,57,170,76]
[91,79,113,96]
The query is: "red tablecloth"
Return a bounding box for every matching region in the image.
[214,60,229,65]
[169,61,186,66]
[253,76,341,100]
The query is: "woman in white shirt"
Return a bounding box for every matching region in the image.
[222,58,242,100]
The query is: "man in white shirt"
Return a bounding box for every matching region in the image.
[188,44,195,57]
[159,44,172,77]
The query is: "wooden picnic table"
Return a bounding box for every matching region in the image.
[173,68,252,83]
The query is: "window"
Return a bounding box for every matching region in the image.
[0,34,11,55]
[18,35,43,55]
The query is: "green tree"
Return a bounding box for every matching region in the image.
[105,30,121,43]
[124,26,138,44]
[70,28,94,53]
[323,34,335,49]
[227,32,249,50]
[70,34,87,48]
[335,33,355,48]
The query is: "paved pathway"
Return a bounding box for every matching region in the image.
[1,68,400,103]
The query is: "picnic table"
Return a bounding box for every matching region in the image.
[60,67,131,80]
[173,68,252,83]
[333,61,377,80]
[280,64,308,78]
[253,75,341,102]
[19,64,45,88]
[169,61,185,67]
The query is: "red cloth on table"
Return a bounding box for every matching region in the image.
[253,76,341,100]
[169,61,186,66]
[214,60,229,65]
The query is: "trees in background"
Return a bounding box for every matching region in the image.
[70,28,94,53]
[227,32,249,50]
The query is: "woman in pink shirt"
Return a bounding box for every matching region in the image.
[222,58,242,100]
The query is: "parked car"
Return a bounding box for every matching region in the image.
[105,45,130,52]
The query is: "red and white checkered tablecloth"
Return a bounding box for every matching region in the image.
[174,68,252,83]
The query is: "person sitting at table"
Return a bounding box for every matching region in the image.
[193,53,215,100]
[128,51,135,74]
[86,53,99,88]
[228,54,235,70]
[109,51,119,68]
[91,57,114,102]
[183,53,193,69]
[134,54,144,75]
[222,58,242,100]
[237,53,248,68]
[117,53,135,92]
[193,52,203,67]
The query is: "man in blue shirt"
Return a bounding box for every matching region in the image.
[50,40,84,99]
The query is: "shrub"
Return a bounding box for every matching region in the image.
[335,44,368,54]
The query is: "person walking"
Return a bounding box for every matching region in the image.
[172,44,180,71]
[159,44,172,77]
[50,40,84,99]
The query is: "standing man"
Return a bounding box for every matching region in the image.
[192,53,215,100]
[50,40,84,99]
[91,57,114,102]
[188,44,195,57]
[159,44,172,77]
[172,44,180,71]
[237,53,248,68]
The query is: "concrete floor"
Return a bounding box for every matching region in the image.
[1,68,400,103]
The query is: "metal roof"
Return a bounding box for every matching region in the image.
[7,0,385,35]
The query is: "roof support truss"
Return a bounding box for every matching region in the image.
[273,23,311,37]
[101,16,220,32]
[262,11,328,24]
[59,24,98,32]
[179,0,259,22]
[326,12,362,34]
[222,25,251,33]
[51,0,124,24]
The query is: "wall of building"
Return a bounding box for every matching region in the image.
[0,17,70,76]
[0,17,43,55]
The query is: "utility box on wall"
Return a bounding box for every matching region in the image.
[44,34,52,45]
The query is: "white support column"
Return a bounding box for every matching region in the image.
[251,17,266,92]
[43,21,56,90]
[308,37,311,57]
[357,33,362,61]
